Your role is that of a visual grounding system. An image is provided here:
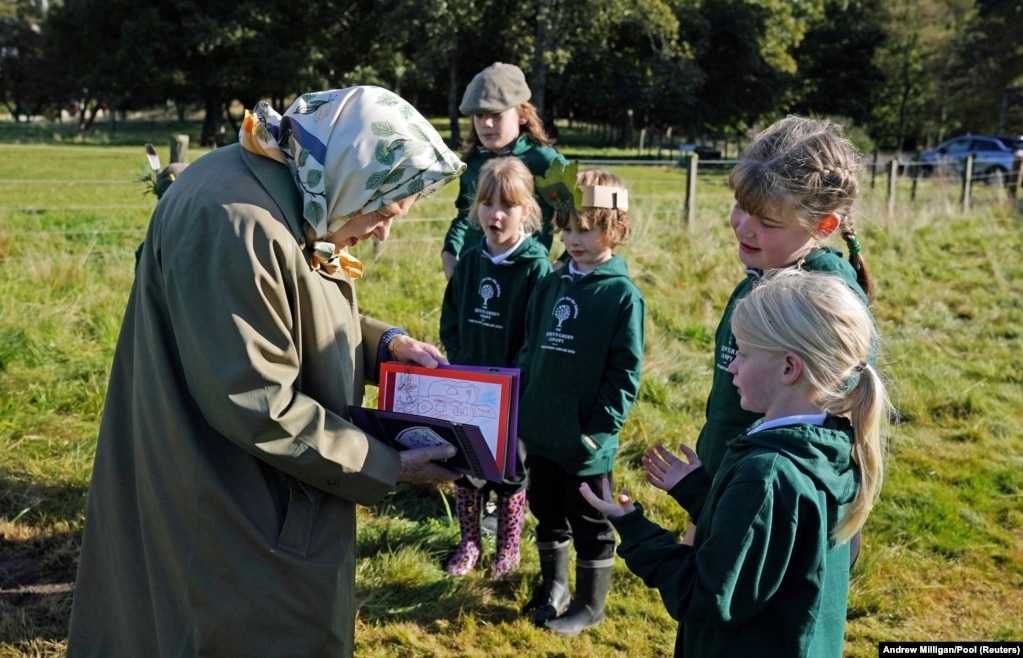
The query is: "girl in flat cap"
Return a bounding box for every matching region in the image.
[441,62,568,280]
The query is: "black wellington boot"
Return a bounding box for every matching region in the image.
[545,559,614,637]
[523,541,570,626]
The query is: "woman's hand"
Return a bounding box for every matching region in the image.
[580,477,635,518]
[388,334,449,368]
[397,444,459,484]
[642,443,701,492]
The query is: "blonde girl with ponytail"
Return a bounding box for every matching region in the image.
[581,269,891,658]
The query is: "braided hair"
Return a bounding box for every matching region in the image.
[729,116,874,299]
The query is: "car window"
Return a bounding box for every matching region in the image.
[971,138,999,152]
[945,139,971,155]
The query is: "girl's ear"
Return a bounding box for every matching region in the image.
[815,213,840,239]
[781,352,803,385]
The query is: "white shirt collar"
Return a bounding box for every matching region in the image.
[749,413,827,434]
[486,232,528,264]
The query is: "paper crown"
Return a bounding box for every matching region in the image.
[581,185,628,211]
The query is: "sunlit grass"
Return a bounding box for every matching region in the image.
[1,139,1022,656]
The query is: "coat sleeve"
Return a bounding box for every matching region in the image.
[442,175,474,257]
[164,200,401,505]
[668,466,713,523]
[582,290,645,445]
[617,463,804,627]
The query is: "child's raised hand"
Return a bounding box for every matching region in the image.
[642,443,702,492]
[579,478,636,517]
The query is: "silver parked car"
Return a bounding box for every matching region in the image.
[917,134,1023,184]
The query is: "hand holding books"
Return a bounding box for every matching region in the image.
[396,443,460,485]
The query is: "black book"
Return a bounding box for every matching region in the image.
[348,406,503,483]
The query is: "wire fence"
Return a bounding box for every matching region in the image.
[3,152,1021,264]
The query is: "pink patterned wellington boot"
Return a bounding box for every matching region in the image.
[444,485,483,576]
[490,490,527,578]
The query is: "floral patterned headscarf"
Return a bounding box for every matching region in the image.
[240,86,465,276]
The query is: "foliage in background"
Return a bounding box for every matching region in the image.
[1,129,1023,656]
[2,0,1022,149]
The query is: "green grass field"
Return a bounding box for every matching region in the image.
[1,122,1022,657]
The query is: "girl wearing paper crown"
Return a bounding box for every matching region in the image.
[440,62,569,280]
[516,165,645,637]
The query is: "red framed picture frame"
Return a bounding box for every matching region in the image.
[379,362,520,479]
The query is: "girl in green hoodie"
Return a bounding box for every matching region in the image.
[439,157,552,580]
[667,115,878,564]
[583,269,890,657]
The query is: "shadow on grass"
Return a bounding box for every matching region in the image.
[0,471,87,646]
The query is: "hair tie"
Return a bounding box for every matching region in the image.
[846,236,862,255]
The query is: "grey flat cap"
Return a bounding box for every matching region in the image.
[459,62,532,115]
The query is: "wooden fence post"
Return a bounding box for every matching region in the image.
[887,158,899,217]
[683,153,698,228]
[961,154,973,214]
[170,135,189,164]
[1010,154,1023,204]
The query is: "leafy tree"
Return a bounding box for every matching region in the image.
[868,0,973,150]
[0,0,68,119]
[793,0,887,127]
[688,0,825,137]
[945,0,1023,135]
[381,0,536,145]
[535,0,696,144]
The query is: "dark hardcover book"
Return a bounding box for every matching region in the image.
[348,406,504,483]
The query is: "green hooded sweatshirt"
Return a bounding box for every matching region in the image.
[442,135,567,257]
[440,234,553,367]
[516,256,645,476]
[612,416,859,658]
[676,247,868,520]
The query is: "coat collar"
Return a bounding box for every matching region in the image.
[239,145,306,246]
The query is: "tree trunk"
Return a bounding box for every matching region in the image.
[531,0,557,135]
[447,58,461,148]
[201,95,224,147]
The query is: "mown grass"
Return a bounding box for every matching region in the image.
[1,130,1022,657]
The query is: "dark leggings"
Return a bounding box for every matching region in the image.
[525,454,616,562]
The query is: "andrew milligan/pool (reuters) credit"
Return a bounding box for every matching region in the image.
[879,642,1023,655]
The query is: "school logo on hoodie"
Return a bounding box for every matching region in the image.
[469,277,503,329]
[542,296,578,354]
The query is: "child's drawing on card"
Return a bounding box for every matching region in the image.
[392,373,502,456]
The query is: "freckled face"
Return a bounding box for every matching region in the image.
[729,202,818,270]
[477,189,528,254]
